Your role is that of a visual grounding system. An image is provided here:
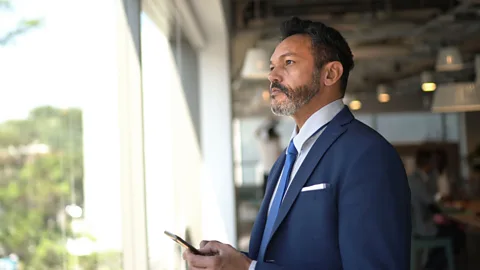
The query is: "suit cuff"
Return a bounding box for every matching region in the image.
[249,260,257,270]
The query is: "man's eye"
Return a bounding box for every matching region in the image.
[270,66,274,71]
[286,60,294,65]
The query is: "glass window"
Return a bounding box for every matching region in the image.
[377,112,443,143]
[354,114,374,128]
[170,28,201,147]
[445,113,460,141]
[0,1,123,269]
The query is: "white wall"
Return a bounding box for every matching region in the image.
[141,1,236,269]
[141,8,204,270]
[116,0,149,268]
[192,0,237,246]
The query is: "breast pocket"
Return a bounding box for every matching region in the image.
[297,183,334,201]
[288,183,337,248]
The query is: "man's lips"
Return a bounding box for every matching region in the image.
[270,88,283,95]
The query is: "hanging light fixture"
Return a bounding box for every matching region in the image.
[343,94,362,110]
[435,46,464,72]
[240,48,270,79]
[431,55,480,112]
[376,84,390,103]
[349,99,362,110]
[421,71,437,92]
[431,83,480,112]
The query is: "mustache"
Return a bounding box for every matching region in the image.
[270,82,290,97]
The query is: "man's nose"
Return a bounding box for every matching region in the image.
[268,68,282,83]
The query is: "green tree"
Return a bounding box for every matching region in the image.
[0,106,84,269]
[0,0,41,45]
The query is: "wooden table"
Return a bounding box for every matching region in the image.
[445,200,480,229]
[465,200,480,212]
[449,213,480,229]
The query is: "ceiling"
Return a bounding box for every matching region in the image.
[229,0,480,117]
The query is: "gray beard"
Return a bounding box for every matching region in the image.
[270,84,320,116]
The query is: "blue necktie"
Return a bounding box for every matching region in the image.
[257,140,298,261]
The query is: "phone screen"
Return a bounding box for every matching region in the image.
[164,231,202,255]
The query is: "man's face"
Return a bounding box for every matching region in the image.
[268,34,321,116]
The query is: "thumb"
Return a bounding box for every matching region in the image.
[198,241,221,256]
[200,240,210,248]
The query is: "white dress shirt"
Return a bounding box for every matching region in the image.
[249,99,344,270]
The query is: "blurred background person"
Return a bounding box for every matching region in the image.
[434,148,451,202]
[410,148,465,270]
[410,149,437,238]
[255,118,282,195]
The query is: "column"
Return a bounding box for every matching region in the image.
[193,0,237,245]
[116,0,149,269]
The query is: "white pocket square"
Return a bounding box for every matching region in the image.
[301,183,330,192]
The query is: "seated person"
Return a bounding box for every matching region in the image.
[409,149,465,270]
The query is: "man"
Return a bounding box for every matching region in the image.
[409,149,438,238]
[184,17,411,270]
[433,149,451,200]
[410,149,465,269]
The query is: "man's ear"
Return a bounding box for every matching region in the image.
[323,61,344,86]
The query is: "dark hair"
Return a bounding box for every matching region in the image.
[280,17,354,95]
[267,127,279,139]
[434,149,448,173]
[415,149,433,168]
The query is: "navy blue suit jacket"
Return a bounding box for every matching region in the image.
[247,106,411,269]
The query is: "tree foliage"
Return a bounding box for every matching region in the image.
[0,0,41,45]
[0,106,122,269]
[0,106,87,269]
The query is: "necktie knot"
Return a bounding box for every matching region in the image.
[287,140,298,156]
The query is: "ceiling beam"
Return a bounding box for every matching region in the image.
[235,9,437,35]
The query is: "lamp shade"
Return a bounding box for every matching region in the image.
[435,46,463,72]
[431,83,480,112]
[240,48,270,79]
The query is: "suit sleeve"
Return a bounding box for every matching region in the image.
[254,261,285,270]
[241,251,251,258]
[339,141,411,270]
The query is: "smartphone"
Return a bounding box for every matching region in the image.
[164,231,202,255]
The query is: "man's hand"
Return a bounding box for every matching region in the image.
[183,240,252,270]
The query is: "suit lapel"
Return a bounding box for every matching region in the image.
[268,106,353,244]
[249,153,286,258]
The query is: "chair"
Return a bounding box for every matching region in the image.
[411,236,455,270]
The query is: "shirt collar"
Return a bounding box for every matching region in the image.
[289,99,345,153]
